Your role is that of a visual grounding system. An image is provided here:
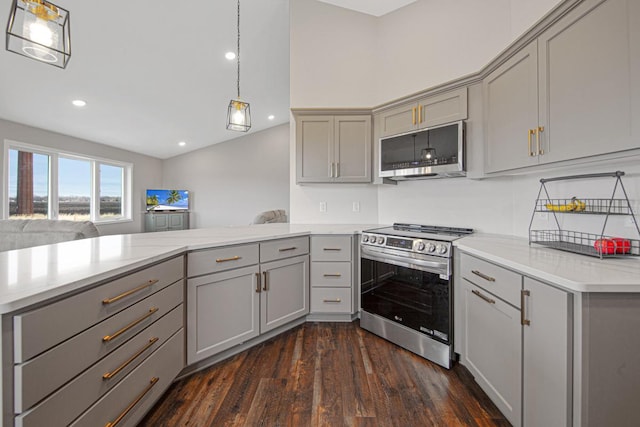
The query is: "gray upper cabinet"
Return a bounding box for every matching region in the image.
[484,42,540,173]
[484,0,640,173]
[377,87,468,138]
[295,114,371,184]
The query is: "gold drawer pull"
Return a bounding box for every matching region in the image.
[105,377,159,427]
[536,126,544,155]
[103,337,159,380]
[323,248,342,251]
[262,271,269,291]
[528,128,535,156]
[323,298,341,303]
[255,272,261,293]
[418,104,423,124]
[472,289,495,305]
[471,270,496,282]
[102,279,159,305]
[103,308,159,342]
[278,246,297,252]
[216,256,241,263]
[323,273,342,277]
[521,289,531,326]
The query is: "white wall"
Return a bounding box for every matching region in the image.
[0,118,162,235]
[162,124,290,228]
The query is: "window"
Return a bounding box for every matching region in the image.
[4,141,132,223]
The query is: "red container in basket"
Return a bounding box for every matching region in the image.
[594,238,631,254]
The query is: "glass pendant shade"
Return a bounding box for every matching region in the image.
[422,147,436,160]
[226,99,251,132]
[6,0,71,68]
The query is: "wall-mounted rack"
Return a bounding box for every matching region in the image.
[529,171,640,259]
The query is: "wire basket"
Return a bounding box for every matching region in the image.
[530,229,640,258]
[534,198,633,215]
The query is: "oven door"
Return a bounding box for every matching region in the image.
[360,246,451,344]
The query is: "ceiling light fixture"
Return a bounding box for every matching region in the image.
[226,0,251,132]
[71,99,86,107]
[268,115,275,120]
[6,0,71,68]
[225,51,236,60]
[178,141,186,146]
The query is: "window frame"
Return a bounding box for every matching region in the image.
[3,139,133,224]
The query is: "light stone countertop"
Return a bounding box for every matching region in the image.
[454,234,640,293]
[0,223,382,314]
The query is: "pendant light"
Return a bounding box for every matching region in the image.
[6,0,71,68]
[422,131,436,161]
[226,0,251,132]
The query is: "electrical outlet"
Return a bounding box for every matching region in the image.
[319,202,327,213]
[352,202,360,212]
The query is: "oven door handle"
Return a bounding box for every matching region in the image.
[361,246,449,276]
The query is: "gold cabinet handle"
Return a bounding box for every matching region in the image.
[102,337,159,380]
[255,272,261,293]
[323,273,342,277]
[103,308,159,342]
[278,247,297,252]
[521,289,531,326]
[102,279,159,305]
[472,289,496,304]
[262,271,268,291]
[418,105,423,124]
[471,270,496,282]
[412,107,416,125]
[536,126,544,155]
[216,256,241,263]
[104,377,159,427]
[323,298,342,303]
[323,248,342,251]
[528,129,535,156]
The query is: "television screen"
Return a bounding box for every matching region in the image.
[146,189,189,211]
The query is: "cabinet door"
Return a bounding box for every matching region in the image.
[538,0,637,163]
[168,213,183,230]
[296,115,334,183]
[260,255,309,333]
[377,102,418,138]
[154,214,169,231]
[522,277,572,427]
[484,42,539,173]
[186,266,260,364]
[334,115,371,183]
[462,279,522,426]
[417,87,468,129]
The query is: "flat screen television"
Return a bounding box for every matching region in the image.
[146,189,189,211]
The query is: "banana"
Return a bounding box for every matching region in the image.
[546,197,586,212]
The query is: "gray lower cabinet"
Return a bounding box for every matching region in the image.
[295,113,372,183]
[484,0,640,173]
[144,212,190,232]
[458,252,572,427]
[187,237,310,364]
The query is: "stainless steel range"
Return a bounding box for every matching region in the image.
[359,223,472,368]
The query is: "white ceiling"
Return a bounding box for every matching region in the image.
[316,0,418,16]
[0,0,290,159]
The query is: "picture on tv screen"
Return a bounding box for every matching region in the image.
[146,189,189,211]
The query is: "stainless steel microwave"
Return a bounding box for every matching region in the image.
[379,121,465,180]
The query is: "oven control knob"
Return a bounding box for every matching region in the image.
[426,243,436,252]
[377,236,386,245]
[436,244,448,254]
[362,235,369,243]
[417,242,426,251]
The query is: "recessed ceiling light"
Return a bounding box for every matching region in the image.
[72,99,87,107]
[225,52,236,60]
[268,115,275,120]
[178,141,186,146]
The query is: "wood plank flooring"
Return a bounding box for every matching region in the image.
[140,322,510,427]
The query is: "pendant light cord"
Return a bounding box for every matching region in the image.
[237,0,241,99]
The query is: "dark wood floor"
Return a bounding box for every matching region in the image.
[140,322,509,427]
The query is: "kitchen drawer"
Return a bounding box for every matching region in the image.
[311,236,352,262]
[311,288,352,313]
[69,329,184,427]
[15,305,183,427]
[14,281,183,413]
[459,253,521,307]
[311,262,351,287]
[260,236,309,263]
[13,256,183,363]
[188,243,259,277]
